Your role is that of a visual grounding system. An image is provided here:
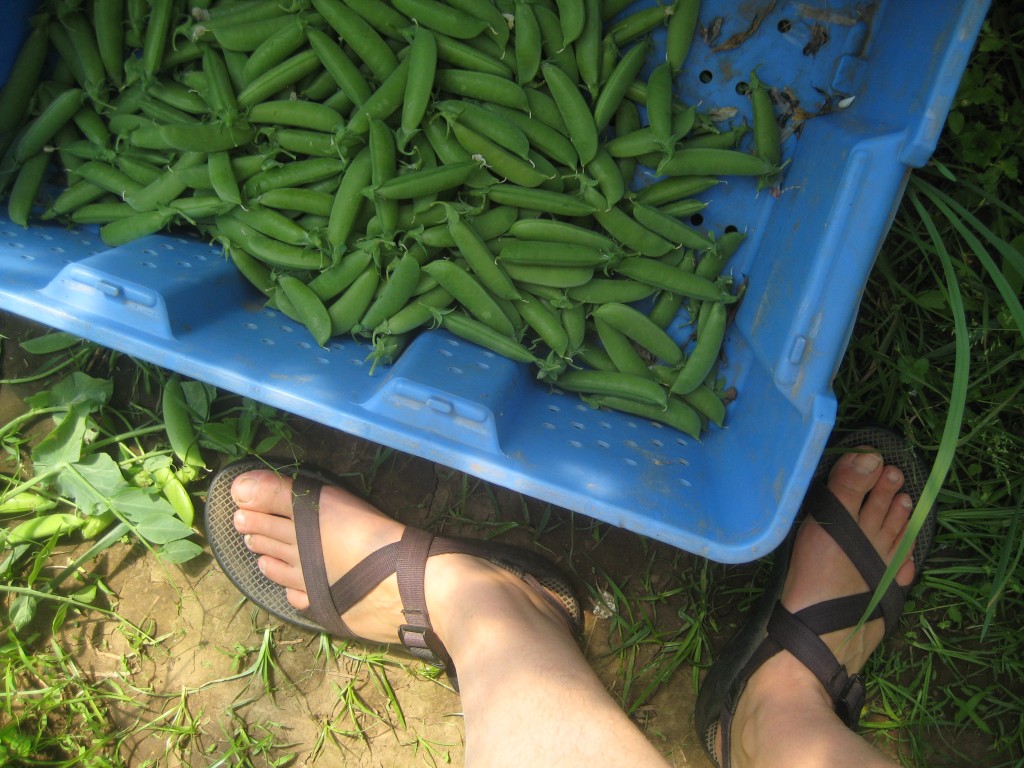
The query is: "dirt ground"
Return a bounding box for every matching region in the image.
[3,310,738,767]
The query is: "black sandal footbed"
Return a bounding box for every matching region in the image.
[204,458,583,679]
[694,427,938,768]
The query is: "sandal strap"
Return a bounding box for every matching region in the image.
[805,484,907,634]
[288,479,576,676]
[396,527,452,670]
[293,475,352,638]
[766,603,866,728]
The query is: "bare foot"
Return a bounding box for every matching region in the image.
[723,448,917,767]
[229,470,568,647]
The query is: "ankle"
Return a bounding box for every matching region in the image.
[731,654,835,766]
[424,554,567,658]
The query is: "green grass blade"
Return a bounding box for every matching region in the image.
[859,189,971,623]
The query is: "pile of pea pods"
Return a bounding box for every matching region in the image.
[0,0,784,438]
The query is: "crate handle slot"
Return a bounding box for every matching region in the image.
[360,377,503,455]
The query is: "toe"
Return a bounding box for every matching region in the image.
[859,465,904,533]
[234,508,297,547]
[231,470,296,518]
[826,447,884,517]
[245,532,298,567]
[257,554,305,593]
[881,492,914,545]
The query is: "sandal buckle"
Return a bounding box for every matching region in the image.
[833,672,866,728]
[398,624,448,670]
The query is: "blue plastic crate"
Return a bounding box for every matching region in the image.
[0,0,988,562]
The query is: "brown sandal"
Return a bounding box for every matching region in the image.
[205,459,583,685]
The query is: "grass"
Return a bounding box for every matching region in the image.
[2,7,1023,768]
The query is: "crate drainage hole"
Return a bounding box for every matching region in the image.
[699,70,713,83]
[569,440,582,448]
[543,422,556,429]
[597,440,610,448]
[624,458,638,466]
[448,366,463,375]
[777,19,792,33]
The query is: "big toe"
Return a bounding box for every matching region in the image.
[826,448,885,516]
[231,469,297,518]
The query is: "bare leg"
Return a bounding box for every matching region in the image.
[230,472,669,768]
[722,449,918,768]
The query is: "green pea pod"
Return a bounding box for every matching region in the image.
[657,148,777,178]
[14,87,85,163]
[152,465,195,527]
[593,302,685,366]
[448,210,521,301]
[451,122,553,188]
[585,394,702,439]
[8,152,50,228]
[439,311,542,365]
[373,161,481,201]
[308,27,374,107]
[279,275,333,347]
[163,376,206,470]
[0,26,49,134]
[328,266,380,335]
[236,49,321,109]
[0,492,58,515]
[557,370,667,408]
[595,317,651,376]
[671,300,727,395]
[616,257,728,301]
[632,203,714,252]
[519,292,570,358]
[592,38,650,132]
[392,0,490,39]
[666,0,700,71]
[242,16,309,84]
[80,509,116,539]
[356,251,422,334]
[542,63,598,165]
[327,146,373,255]
[345,57,410,135]
[312,0,399,81]
[142,0,175,78]
[566,278,657,304]
[8,513,86,544]
[435,69,530,112]
[400,26,438,145]
[423,260,516,336]
[100,208,175,247]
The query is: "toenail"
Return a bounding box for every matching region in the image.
[851,451,882,473]
[901,496,913,509]
[244,534,253,549]
[887,469,902,483]
[258,558,266,574]
[234,476,258,504]
[234,511,246,527]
